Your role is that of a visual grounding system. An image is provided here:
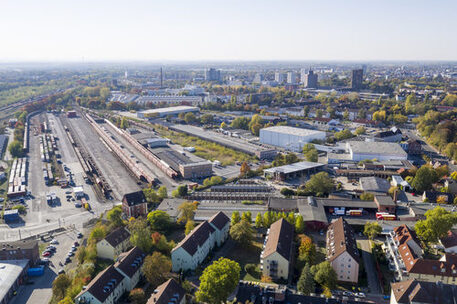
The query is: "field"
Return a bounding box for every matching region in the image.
[154,126,256,166]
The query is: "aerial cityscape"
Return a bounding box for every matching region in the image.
[1,1,457,304]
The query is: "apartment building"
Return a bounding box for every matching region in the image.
[114,247,145,290]
[326,218,360,283]
[385,225,457,284]
[260,218,294,281]
[390,279,457,304]
[0,239,39,266]
[122,191,148,218]
[171,211,229,272]
[96,227,131,260]
[147,279,186,304]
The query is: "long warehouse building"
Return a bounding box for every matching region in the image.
[259,126,326,152]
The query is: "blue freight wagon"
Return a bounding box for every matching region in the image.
[4,209,19,223]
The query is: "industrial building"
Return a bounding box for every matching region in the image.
[347,141,408,161]
[137,106,199,119]
[264,161,325,181]
[0,260,30,304]
[259,126,326,152]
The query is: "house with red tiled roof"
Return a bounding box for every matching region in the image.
[440,230,457,254]
[385,225,457,284]
[171,211,229,272]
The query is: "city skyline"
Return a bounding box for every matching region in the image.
[1,0,456,62]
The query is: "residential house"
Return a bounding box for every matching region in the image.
[122,191,148,218]
[440,231,457,254]
[405,139,422,155]
[96,227,131,260]
[385,224,457,284]
[114,247,145,290]
[326,218,360,283]
[372,127,403,142]
[422,191,453,204]
[390,279,457,304]
[0,239,39,266]
[391,175,411,192]
[260,218,294,281]
[75,265,127,304]
[374,195,396,214]
[444,178,457,194]
[171,211,230,272]
[147,279,186,304]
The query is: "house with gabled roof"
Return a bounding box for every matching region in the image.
[171,211,230,272]
[114,246,145,290]
[326,217,360,283]
[147,279,186,304]
[260,218,294,281]
[96,226,131,260]
[390,279,457,304]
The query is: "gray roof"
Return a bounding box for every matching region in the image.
[264,161,325,175]
[347,141,407,157]
[0,260,29,302]
[297,198,328,224]
[157,198,186,218]
[375,195,396,207]
[316,198,378,209]
[359,176,391,193]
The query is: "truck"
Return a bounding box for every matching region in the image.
[376,212,396,221]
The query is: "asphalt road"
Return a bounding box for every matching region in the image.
[66,115,140,200]
[358,239,382,295]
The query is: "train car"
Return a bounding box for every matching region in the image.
[346,209,363,216]
[376,212,396,221]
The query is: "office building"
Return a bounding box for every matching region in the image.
[274,72,286,83]
[253,73,264,84]
[351,69,363,90]
[259,126,326,152]
[287,71,297,84]
[302,70,318,88]
[205,68,221,82]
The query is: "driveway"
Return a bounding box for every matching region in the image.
[358,239,382,294]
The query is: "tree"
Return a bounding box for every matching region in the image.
[230,219,254,246]
[89,225,106,242]
[297,264,315,295]
[143,252,171,288]
[343,110,349,120]
[172,185,188,198]
[177,201,198,224]
[230,117,250,130]
[363,222,382,241]
[295,215,305,234]
[231,211,241,226]
[255,213,263,228]
[249,114,263,135]
[201,114,214,124]
[334,129,354,141]
[220,122,227,129]
[129,218,153,253]
[241,211,252,223]
[239,161,251,177]
[185,220,195,235]
[280,187,295,197]
[52,274,71,300]
[8,140,23,158]
[260,275,272,283]
[311,261,337,290]
[147,210,172,233]
[196,258,241,304]
[120,117,129,129]
[305,172,334,196]
[184,112,198,124]
[106,206,124,228]
[143,188,160,204]
[129,288,146,304]
[415,206,457,244]
[158,186,168,199]
[355,126,366,135]
[299,235,317,265]
[412,166,438,193]
[360,192,374,201]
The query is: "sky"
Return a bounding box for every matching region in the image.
[0,0,456,62]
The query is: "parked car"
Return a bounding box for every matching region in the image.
[356,292,366,298]
[77,232,83,238]
[58,269,65,274]
[65,257,71,264]
[50,239,58,245]
[42,251,51,257]
[74,241,79,246]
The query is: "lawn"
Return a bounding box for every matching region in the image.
[154,126,256,166]
[224,238,263,282]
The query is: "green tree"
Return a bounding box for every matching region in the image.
[280,187,295,197]
[363,222,382,241]
[415,206,457,244]
[343,110,349,120]
[230,117,250,129]
[295,215,305,234]
[355,126,366,135]
[297,264,315,295]
[334,129,354,141]
[120,117,129,129]
[158,186,168,199]
[52,274,71,301]
[241,211,252,223]
[305,172,334,196]
[412,166,438,193]
[89,225,106,242]
[230,219,254,246]
[177,201,198,224]
[196,258,241,304]
[311,261,337,290]
[360,192,374,201]
[255,213,263,228]
[129,218,153,253]
[106,206,124,228]
[299,235,317,265]
[142,252,171,288]
[185,220,195,235]
[172,185,188,198]
[231,211,241,226]
[220,122,227,129]
[184,112,198,124]
[129,288,146,304]
[303,143,318,162]
[8,140,23,158]
[200,113,214,124]
[143,188,160,204]
[147,210,172,233]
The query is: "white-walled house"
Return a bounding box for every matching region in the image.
[260,218,294,281]
[171,211,230,272]
[440,231,457,254]
[96,227,131,260]
[147,279,186,304]
[326,218,360,283]
[114,246,145,291]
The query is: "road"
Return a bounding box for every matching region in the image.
[358,239,382,295]
[65,114,140,200]
[11,229,83,304]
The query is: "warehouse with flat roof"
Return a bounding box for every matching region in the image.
[137,106,199,118]
[259,126,326,152]
[264,161,325,181]
[346,141,408,161]
[0,260,29,304]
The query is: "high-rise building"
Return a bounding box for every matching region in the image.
[275,72,286,83]
[205,68,221,82]
[351,69,363,90]
[287,72,297,84]
[303,70,318,88]
[253,73,264,84]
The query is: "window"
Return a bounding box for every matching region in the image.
[348,264,351,268]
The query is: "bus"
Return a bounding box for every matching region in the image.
[376,212,396,221]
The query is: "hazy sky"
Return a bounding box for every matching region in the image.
[1,0,456,62]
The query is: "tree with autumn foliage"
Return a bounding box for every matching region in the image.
[239,161,251,177]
